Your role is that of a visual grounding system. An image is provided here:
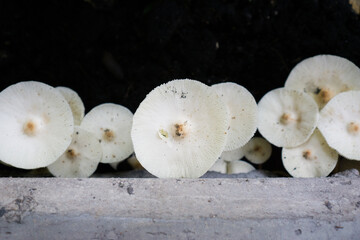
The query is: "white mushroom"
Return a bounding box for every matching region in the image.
[243,137,272,164]
[209,158,227,174]
[131,79,229,178]
[318,90,360,160]
[285,54,360,109]
[211,82,258,151]
[80,103,134,163]
[219,147,245,162]
[56,86,85,125]
[47,127,102,178]
[282,129,338,178]
[0,81,74,169]
[227,160,255,174]
[257,88,319,148]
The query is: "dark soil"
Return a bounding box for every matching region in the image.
[0,0,359,175]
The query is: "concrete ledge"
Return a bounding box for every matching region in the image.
[0,178,359,239]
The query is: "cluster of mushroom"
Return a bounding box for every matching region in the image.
[257,54,360,177]
[0,81,134,177]
[1,54,359,179]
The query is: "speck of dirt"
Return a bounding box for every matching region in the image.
[324,201,333,210]
[295,229,302,235]
[0,207,6,217]
[127,186,134,195]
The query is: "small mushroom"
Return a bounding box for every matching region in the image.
[211,82,258,151]
[0,81,74,169]
[47,127,102,178]
[56,86,85,125]
[209,158,227,174]
[219,147,245,162]
[282,129,338,178]
[318,90,360,160]
[80,103,134,163]
[257,88,319,148]
[227,160,255,174]
[243,137,272,164]
[131,79,229,178]
[285,55,360,109]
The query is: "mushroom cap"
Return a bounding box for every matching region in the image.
[56,86,85,125]
[0,81,74,169]
[243,137,272,164]
[318,90,360,160]
[131,79,229,178]
[227,160,255,174]
[282,129,338,178]
[211,82,258,151]
[47,126,102,178]
[258,88,319,148]
[219,147,245,162]
[80,103,134,163]
[285,55,360,109]
[209,158,227,174]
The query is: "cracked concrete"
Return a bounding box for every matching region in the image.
[0,177,359,239]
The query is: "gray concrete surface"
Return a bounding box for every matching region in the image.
[0,177,359,239]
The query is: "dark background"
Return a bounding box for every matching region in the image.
[0,0,359,174]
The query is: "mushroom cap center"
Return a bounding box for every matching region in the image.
[302,150,316,160]
[23,117,47,136]
[103,128,115,142]
[316,88,334,105]
[280,113,299,126]
[347,122,360,135]
[66,149,79,160]
[157,121,189,142]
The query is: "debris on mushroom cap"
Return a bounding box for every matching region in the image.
[209,158,227,174]
[56,86,85,125]
[47,126,102,178]
[0,81,74,169]
[284,55,360,110]
[227,160,255,174]
[131,79,229,178]
[257,87,319,148]
[243,137,272,164]
[282,129,338,178]
[318,90,360,161]
[219,147,245,162]
[80,103,134,164]
[211,82,258,151]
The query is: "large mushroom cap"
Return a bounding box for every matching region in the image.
[56,86,85,125]
[47,126,102,178]
[0,81,74,169]
[80,103,134,163]
[258,88,319,148]
[282,129,338,178]
[318,90,360,160]
[243,137,272,164]
[131,79,229,178]
[211,82,258,151]
[285,55,360,109]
